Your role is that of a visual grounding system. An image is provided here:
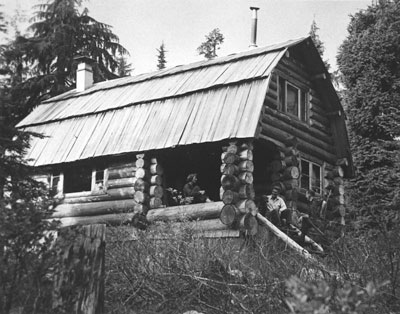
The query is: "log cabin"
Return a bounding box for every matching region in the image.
[16,36,353,239]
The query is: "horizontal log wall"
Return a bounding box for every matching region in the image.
[261,55,349,222]
[262,56,337,166]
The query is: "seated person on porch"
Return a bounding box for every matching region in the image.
[183,173,211,204]
[262,186,290,227]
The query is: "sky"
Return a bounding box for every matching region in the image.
[1,0,372,75]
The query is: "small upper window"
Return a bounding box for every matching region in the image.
[278,76,309,122]
[300,159,322,194]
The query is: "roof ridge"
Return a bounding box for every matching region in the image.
[43,37,308,104]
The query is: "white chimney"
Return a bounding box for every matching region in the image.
[249,6,259,48]
[75,56,93,92]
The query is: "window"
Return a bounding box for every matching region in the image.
[50,166,107,195]
[50,173,62,196]
[64,166,92,193]
[93,167,106,192]
[300,159,322,194]
[278,76,309,122]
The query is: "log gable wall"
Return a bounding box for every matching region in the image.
[261,54,337,166]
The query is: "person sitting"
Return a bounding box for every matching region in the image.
[183,173,211,204]
[263,186,289,227]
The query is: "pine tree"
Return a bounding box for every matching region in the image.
[156,41,167,70]
[337,1,400,228]
[117,55,132,77]
[197,28,224,60]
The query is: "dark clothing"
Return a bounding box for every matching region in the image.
[183,182,207,204]
[269,208,291,227]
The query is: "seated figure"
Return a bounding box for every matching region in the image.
[262,186,290,227]
[183,173,211,204]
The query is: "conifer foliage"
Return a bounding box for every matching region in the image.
[197,28,224,60]
[337,0,400,228]
[156,41,167,70]
[9,0,129,117]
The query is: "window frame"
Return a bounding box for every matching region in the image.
[278,75,309,123]
[50,167,108,197]
[300,158,323,195]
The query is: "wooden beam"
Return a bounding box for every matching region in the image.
[146,201,224,222]
[256,213,315,261]
[53,213,136,227]
[53,199,139,218]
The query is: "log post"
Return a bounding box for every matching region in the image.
[148,157,164,209]
[325,163,346,225]
[219,140,257,230]
[134,154,150,214]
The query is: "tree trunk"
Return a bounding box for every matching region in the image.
[53,224,105,313]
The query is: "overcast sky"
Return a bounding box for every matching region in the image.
[1,0,372,75]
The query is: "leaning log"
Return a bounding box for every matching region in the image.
[52,199,139,218]
[288,224,324,253]
[256,213,314,261]
[146,201,224,222]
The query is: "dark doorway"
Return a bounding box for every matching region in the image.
[158,142,222,204]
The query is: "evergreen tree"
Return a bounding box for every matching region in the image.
[116,55,132,77]
[11,0,129,119]
[197,28,224,60]
[337,1,400,229]
[156,41,167,70]
[0,10,58,313]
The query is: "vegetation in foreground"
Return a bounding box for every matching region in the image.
[105,221,400,313]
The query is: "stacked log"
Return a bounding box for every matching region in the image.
[133,154,150,215]
[326,161,346,224]
[105,161,137,201]
[148,158,164,209]
[268,144,300,212]
[219,141,257,235]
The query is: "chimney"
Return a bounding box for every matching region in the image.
[249,6,259,48]
[75,56,94,92]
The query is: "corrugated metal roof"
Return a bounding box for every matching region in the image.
[17,38,311,167]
